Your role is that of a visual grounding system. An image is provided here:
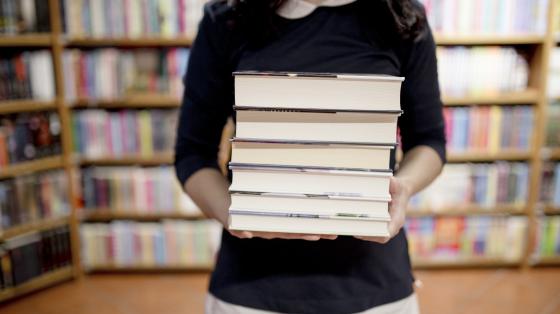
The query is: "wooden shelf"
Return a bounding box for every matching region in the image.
[534,256,560,266]
[64,37,193,47]
[78,153,173,166]
[0,156,64,179]
[442,89,540,105]
[81,210,204,222]
[0,266,74,303]
[0,100,57,114]
[407,204,525,217]
[412,258,520,269]
[71,95,180,109]
[0,34,52,46]
[1,216,70,241]
[85,264,213,273]
[543,147,560,160]
[543,205,560,215]
[447,151,531,162]
[435,34,545,45]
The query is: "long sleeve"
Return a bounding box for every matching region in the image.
[398,26,446,164]
[174,6,234,185]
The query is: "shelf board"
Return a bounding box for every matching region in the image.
[85,264,213,273]
[71,95,180,109]
[0,34,52,46]
[0,156,64,179]
[0,99,57,114]
[1,216,70,241]
[81,210,204,222]
[534,256,560,266]
[434,34,545,45]
[407,204,525,217]
[543,147,560,160]
[442,89,539,105]
[412,258,520,269]
[447,151,531,162]
[64,37,193,47]
[543,205,560,215]
[0,266,74,303]
[78,153,173,166]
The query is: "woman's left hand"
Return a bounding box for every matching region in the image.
[355,176,412,244]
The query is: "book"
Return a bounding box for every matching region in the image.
[536,216,560,258]
[541,162,560,207]
[229,164,392,199]
[234,71,404,111]
[235,108,400,145]
[231,139,393,170]
[0,51,55,102]
[0,0,51,34]
[549,48,560,98]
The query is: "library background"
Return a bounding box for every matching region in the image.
[0,0,559,313]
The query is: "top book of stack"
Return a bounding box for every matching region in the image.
[234,71,404,112]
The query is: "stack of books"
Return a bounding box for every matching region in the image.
[227,71,404,237]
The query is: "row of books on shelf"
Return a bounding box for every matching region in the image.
[80,220,220,268]
[420,0,549,36]
[0,226,72,290]
[437,47,528,97]
[549,48,560,98]
[405,216,527,261]
[536,216,560,258]
[545,102,559,147]
[0,111,61,167]
[541,162,560,207]
[63,0,206,39]
[62,48,189,101]
[408,162,529,211]
[0,51,55,102]
[0,0,51,34]
[80,166,200,215]
[444,106,533,153]
[72,109,178,158]
[0,170,69,232]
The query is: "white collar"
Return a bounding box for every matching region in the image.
[276,0,357,19]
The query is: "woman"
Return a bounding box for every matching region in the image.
[175,0,445,313]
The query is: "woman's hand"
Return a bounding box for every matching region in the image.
[355,176,412,244]
[229,230,337,241]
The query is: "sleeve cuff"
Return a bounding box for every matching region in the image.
[174,155,221,186]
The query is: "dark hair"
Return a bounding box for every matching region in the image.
[228,0,427,46]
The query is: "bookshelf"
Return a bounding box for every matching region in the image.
[412,258,520,269]
[85,264,213,273]
[78,153,174,166]
[0,156,64,179]
[0,34,53,46]
[64,37,193,47]
[446,151,531,163]
[0,216,70,241]
[82,210,204,222]
[407,204,526,218]
[434,35,546,46]
[441,89,540,106]
[0,266,74,303]
[0,100,58,114]
[71,96,181,109]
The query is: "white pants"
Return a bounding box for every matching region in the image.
[205,293,420,314]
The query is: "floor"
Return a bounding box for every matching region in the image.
[1,268,560,314]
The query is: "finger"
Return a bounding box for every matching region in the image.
[229,230,253,239]
[355,235,390,244]
[320,235,338,240]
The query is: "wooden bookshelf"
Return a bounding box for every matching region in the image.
[447,151,531,162]
[78,153,174,166]
[0,155,64,179]
[546,148,560,160]
[85,264,213,273]
[0,216,70,241]
[407,204,526,217]
[434,35,546,45]
[534,256,560,265]
[71,96,180,109]
[543,205,560,215]
[0,100,57,114]
[64,37,193,47]
[442,89,540,105]
[81,210,204,222]
[0,266,74,303]
[0,34,52,46]
[412,258,521,269]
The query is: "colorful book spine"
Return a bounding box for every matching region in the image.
[541,162,560,207]
[80,220,221,268]
[405,216,527,261]
[408,162,529,210]
[445,106,533,153]
[0,51,55,102]
[536,216,560,258]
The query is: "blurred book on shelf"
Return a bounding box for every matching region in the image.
[549,48,560,99]
[0,111,61,167]
[437,47,528,97]
[0,51,55,102]
[420,0,548,36]
[80,220,221,269]
[0,226,72,290]
[444,106,533,153]
[72,109,178,158]
[80,166,200,216]
[0,170,69,232]
[405,216,527,262]
[545,103,560,147]
[62,48,189,101]
[408,162,529,211]
[541,162,560,207]
[63,0,207,39]
[0,0,51,34]
[536,216,560,258]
